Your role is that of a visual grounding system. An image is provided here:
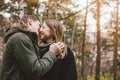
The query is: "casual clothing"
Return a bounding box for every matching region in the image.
[39,43,77,80]
[0,27,57,80]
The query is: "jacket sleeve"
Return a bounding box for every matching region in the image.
[9,33,57,79]
[61,47,77,80]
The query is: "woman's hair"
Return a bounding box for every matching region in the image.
[44,19,67,59]
[44,19,63,42]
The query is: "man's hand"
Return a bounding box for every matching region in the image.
[56,42,65,53]
[49,42,65,56]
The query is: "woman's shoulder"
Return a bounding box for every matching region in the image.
[63,47,75,59]
[67,47,74,55]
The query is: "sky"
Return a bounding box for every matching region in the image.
[74,0,115,32]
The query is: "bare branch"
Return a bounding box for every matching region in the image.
[61,0,96,20]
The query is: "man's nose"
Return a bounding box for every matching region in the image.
[40,27,43,32]
[38,27,42,33]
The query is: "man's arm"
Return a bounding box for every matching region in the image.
[8,33,57,79]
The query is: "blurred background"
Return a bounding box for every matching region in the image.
[0,0,120,80]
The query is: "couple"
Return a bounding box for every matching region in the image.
[0,15,77,80]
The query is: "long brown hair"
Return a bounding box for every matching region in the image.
[44,19,63,42]
[44,19,67,59]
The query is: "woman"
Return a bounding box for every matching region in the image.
[39,19,77,80]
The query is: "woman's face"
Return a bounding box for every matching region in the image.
[39,22,52,41]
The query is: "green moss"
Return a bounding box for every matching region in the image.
[87,72,113,80]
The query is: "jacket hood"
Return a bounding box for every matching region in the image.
[4,27,22,43]
[4,27,38,44]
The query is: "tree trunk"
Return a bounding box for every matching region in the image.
[46,0,51,18]
[54,0,57,19]
[36,0,39,19]
[19,0,24,19]
[113,0,119,80]
[81,0,88,80]
[95,0,101,80]
[71,23,75,50]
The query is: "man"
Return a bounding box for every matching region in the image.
[0,15,64,80]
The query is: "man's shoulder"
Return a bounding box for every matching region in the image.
[9,32,30,42]
[12,32,26,37]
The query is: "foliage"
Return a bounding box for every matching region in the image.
[88,72,113,80]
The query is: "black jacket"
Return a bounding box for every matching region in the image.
[39,43,77,80]
[0,28,57,80]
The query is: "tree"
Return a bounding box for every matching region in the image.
[113,0,119,80]
[81,0,88,80]
[95,0,101,80]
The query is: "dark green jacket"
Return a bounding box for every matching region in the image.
[0,28,57,80]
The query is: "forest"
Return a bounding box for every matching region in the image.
[0,0,120,80]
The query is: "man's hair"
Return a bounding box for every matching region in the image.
[7,15,38,32]
[19,14,38,30]
[21,14,38,23]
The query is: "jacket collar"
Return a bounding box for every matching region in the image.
[4,27,22,43]
[4,27,38,44]
[22,31,38,44]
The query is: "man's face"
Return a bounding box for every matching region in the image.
[39,22,52,41]
[28,19,40,35]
